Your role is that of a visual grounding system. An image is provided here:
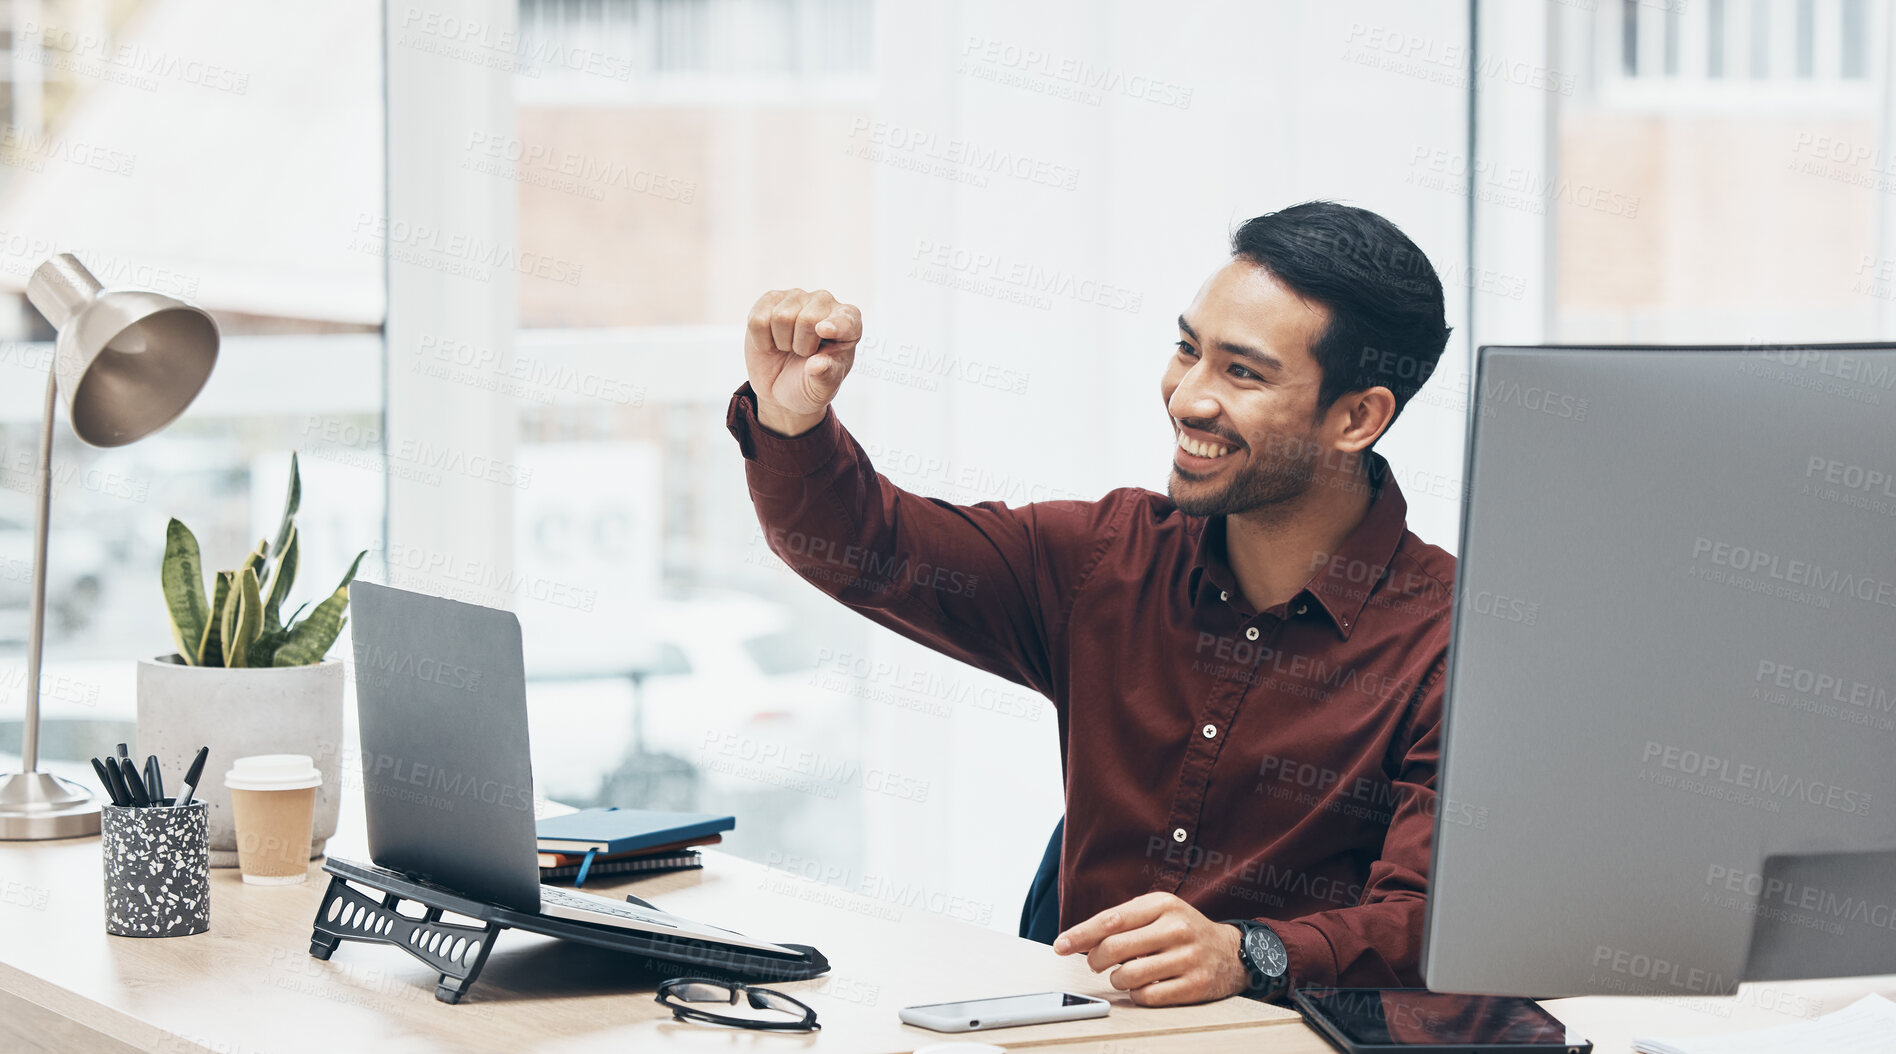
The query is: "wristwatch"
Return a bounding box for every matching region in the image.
[1224,919,1290,1000]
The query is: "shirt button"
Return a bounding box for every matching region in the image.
[1245,626,1259,641]
[1202,723,1217,738]
[1296,603,1308,615]
[1172,827,1188,843]
[1219,590,1229,602]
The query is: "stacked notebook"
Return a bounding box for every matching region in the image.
[536,807,735,887]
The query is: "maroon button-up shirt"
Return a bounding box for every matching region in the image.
[728,383,1457,988]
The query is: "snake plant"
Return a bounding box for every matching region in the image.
[160,453,365,667]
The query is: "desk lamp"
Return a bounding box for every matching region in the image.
[0,254,218,839]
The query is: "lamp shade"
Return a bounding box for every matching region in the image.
[25,253,219,446]
[0,254,220,840]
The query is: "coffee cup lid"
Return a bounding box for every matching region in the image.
[223,753,322,791]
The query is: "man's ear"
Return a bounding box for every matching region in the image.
[1327,386,1397,455]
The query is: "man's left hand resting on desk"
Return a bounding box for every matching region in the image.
[1054,892,1250,1006]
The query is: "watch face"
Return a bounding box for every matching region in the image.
[1246,927,1289,976]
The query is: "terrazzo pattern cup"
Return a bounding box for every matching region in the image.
[101,799,210,937]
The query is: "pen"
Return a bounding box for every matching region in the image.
[91,757,127,806]
[101,755,132,807]
[116,742,129,762]
[120,757,151,807]
[145,755,164,803]
[174,746,209,808]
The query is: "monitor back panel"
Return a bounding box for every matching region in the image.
[349,581,543,913]
[1426,345,1896,995]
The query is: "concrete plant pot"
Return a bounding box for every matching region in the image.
[136,656,344,868]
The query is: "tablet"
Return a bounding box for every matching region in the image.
[1291,988,1591,1053]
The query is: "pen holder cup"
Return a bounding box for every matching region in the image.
[101,800,210,937]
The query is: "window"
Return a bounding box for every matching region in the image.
[1477,0,1895,344]
[0,0,383,774]
[389,0,1475,926]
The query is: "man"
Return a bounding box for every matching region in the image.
[726,201,1456,1005]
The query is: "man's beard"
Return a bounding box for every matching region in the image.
[1167,431,1319,518]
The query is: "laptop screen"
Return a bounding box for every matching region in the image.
[349,581,543,912]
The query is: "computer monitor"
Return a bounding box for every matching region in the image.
[1423,343,1896,997]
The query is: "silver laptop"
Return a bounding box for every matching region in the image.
[348,581,789,954]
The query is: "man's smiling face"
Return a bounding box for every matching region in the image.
[1160,259,1336,518]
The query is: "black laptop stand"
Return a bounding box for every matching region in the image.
[308,857,830,1004]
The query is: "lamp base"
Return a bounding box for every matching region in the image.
[0,771,102,840]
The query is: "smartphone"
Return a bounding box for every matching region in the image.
[1292,988,1591,1053]
[899,991,1110,1033]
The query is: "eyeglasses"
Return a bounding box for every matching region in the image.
[655,977,821,1032]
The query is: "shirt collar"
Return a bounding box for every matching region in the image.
[1187,452,1410,641]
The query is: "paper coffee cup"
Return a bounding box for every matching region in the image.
[224,754,322,886]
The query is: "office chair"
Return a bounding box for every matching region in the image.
[1018,817,1063,944]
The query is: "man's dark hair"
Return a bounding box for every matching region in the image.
[1229,201,1451,438]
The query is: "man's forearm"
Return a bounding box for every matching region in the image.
[726,381,1064,698]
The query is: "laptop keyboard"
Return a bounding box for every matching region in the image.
[539,885,679,930]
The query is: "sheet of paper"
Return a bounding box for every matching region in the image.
[1633,993,1896,1054]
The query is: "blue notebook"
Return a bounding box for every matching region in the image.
[535,807,735,856]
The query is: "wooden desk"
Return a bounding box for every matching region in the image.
[6,798,1892,1053]
[0,805,1299,1053]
